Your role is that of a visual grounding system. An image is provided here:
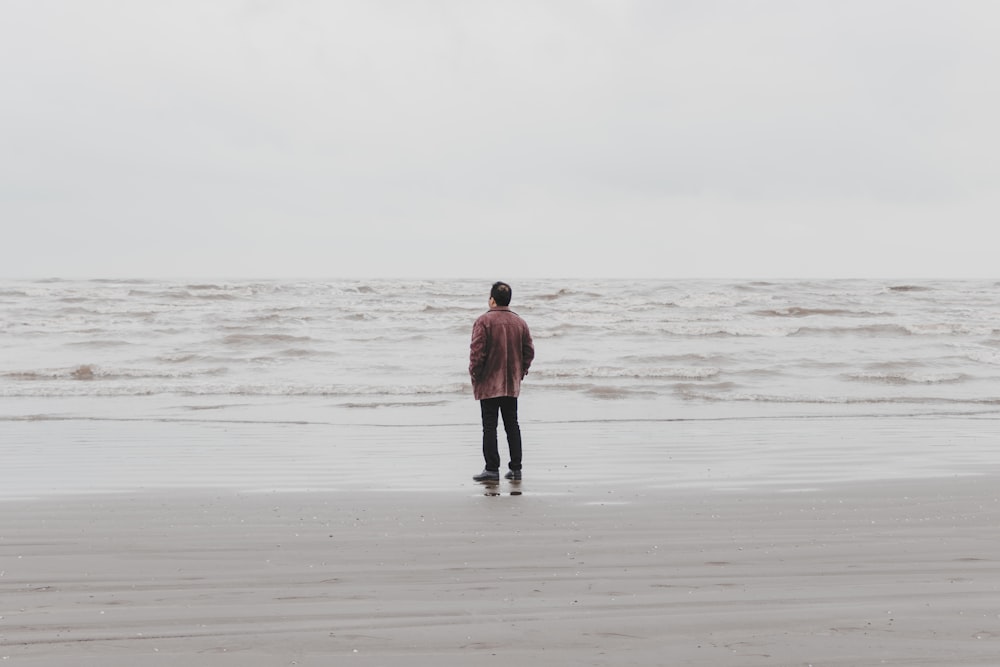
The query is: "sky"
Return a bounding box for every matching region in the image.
[2,0,999,279]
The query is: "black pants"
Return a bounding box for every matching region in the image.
[480,396,522,472]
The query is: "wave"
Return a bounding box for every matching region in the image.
[67,339,135,347]
[537,366,721,380]
[278,348,321,358]
[753,307,885,318]
[249,312,310,325]
[844,371,967,385]
[420,304,456,313]
[186,292,241,300]
[675,293,746,309]
[790,323,998,337]
[156,353,221,364]
[534,287,607,302]
[620,353,729,364]
[47,309,161,320]
[888,285,933,292]
[532,323,595,338]
[3,364,231,382]
[904,323,998,336]
[551,320,955,338]
[3,368,97,381]
[222,333,314,346]
[583,386,657,400]
[128,288,243,301]
[537,288,573,301]
[674,388,1000,406]
[662,324,799,337]
[672,381,740,394]
[790,324,914,337]
[48,306,100,316]
[961,348,1000,365]
[343,400,450,409]
[0,381,469,399]
[126,289,163,298]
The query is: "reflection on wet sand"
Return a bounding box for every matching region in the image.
[479,480,523,496]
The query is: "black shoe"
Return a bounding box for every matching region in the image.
[504,470,522,481]
[473,469,500,482]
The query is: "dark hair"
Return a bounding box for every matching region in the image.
[491,281,512,307]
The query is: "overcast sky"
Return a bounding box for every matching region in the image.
[3,1,998,279]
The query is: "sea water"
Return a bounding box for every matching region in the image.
[2,279,999,495]
[3,278,999,419]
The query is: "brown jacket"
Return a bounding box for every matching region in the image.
[469,306,534,401]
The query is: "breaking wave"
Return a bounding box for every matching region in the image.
[674,389,1000,406]
[844,372,967,385]
[753,307,885,318]
[537,366,720,380]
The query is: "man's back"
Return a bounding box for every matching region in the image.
[469,307,534,401]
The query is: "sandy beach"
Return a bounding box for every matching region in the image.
[3,416,1000,666]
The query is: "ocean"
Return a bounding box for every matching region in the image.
[2,278,999,496]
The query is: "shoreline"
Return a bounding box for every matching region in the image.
[3,413,999,501]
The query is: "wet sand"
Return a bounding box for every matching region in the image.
[4,475,1000,665]
[3,415,1000,664]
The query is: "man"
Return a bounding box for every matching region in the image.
[469,281,535,482]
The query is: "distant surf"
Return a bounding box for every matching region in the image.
[2,278,998,424]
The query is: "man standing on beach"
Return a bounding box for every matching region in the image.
[469,281,534,482]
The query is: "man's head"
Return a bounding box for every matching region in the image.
[490,281,512,307]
